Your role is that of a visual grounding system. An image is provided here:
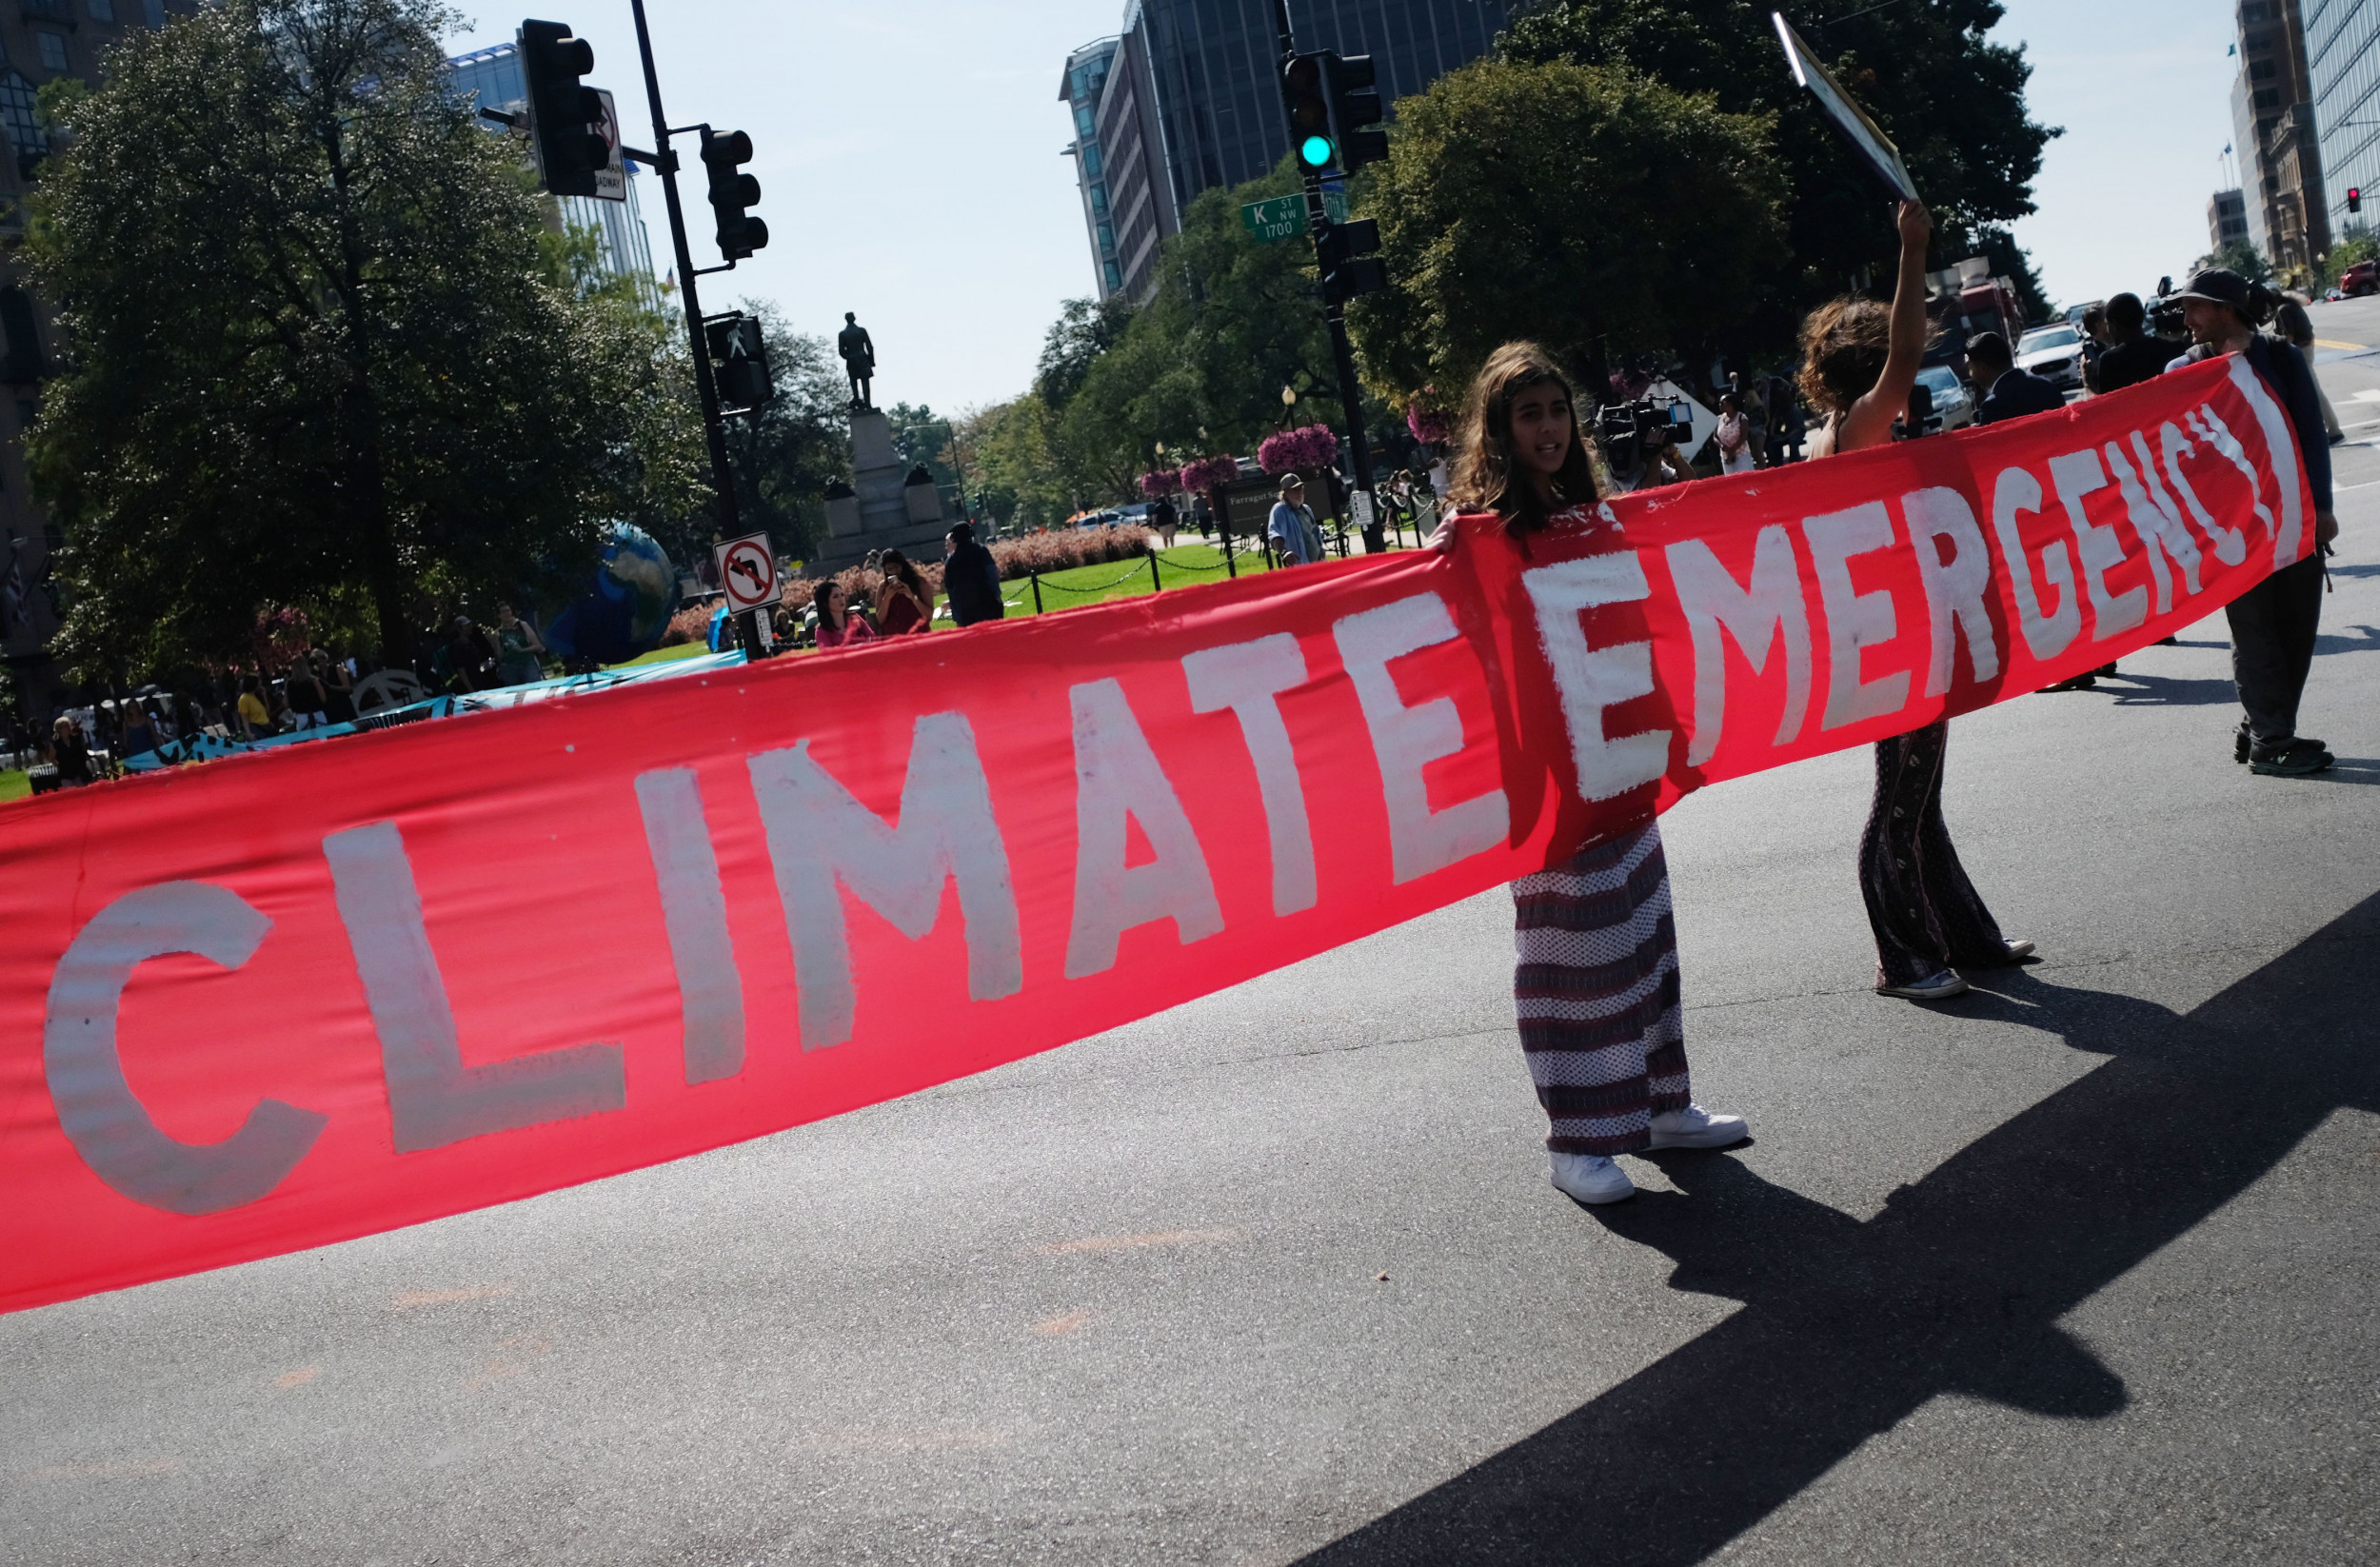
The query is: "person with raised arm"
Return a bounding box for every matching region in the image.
[1795,202,2033,1002]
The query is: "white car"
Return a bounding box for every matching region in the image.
[1914,365,1976,431]
[2016,324,2086,390]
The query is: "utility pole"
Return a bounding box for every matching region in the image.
[1269,0,1384,554]
[624,0,766,656]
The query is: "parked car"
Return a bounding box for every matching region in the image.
[1914,364,1976,431]
[2015,324,2086,389]
[2342,260,2378,298]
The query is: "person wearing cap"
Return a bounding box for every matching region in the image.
[1268,475,1321,566]
[2164,267,2338,777]
[942,522,1004,627]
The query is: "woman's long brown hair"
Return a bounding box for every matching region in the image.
[1447,342,1600,537]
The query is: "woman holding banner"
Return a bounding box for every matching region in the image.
[1797,202,2033,1002]
[1433,342,1749,1208]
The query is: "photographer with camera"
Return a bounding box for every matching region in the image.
[2162,268,2338,778]
[1597,396,1696,493]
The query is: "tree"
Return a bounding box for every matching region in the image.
[713,303,849,567]
[1347,58,1786,402]
[27,0,699,673]
[1498,0,2056,351]
[2201,238,2273,284]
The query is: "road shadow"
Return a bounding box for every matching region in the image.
[2325,562,2380,579]
[1293,894,2380,1566]
[2099,670,2239,708]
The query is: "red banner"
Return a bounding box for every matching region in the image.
[0,356,2311,1313]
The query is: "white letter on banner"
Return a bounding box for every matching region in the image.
[1336,592,1514,870]
[2048,449,2147,641]
[43,883,326,1214]
[1519,559,1670,801]
[1664,528,1813,764]
[2102,437,2205,616]
[1989,466,2081,661]
[1063,679,1225,978]
[748,713,1021,1047]
[1181,634,1319,917]
[2186,405,2276,550]
[1801,502,1911,730]
[2222,356,2307,567]
[634,768,747,1084]
[326,823,625,1154]
[1900,488,2001,696]
[2159,422,2247,565]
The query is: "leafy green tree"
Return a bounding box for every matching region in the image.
[1498,0,2056,351]
[2203,238,2273,283]
[2322,230,2376,289]
[27,0,700,671]
[1347,58,1786,401]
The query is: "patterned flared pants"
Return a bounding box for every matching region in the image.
[1858,720,2010,987]
[1512,822,1692,1156]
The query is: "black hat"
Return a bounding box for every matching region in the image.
[2172,268,2252,312]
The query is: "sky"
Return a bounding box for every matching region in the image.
[444,1,2244,415]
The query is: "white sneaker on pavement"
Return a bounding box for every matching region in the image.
[1647,1103,1750,1150]
[1550,1151,1636,1205]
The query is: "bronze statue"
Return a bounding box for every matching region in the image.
[837,312,876,409]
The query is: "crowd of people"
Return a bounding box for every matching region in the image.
[800,523,1007,653]
[1425,199,2345,1209]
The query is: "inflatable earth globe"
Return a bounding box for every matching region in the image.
[543,524,679,665]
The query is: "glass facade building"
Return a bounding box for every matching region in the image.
[1060,0,1510,302]
[1060,38,1125,298]
[2305,0,2380,247]
[2229,0,2330,278]
[449,43,664,315]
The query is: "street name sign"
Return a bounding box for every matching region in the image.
[1240,190,1352,244]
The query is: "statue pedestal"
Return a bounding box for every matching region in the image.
[809,407,948,575]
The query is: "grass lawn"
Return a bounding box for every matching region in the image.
[996,538,1291,618]
[607,640,724,669]
[0,768,27,804]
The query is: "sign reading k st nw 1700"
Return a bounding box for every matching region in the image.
[714,532,780,612]
[1240,190,1351,242]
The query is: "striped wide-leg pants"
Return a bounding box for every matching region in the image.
[1512,822,1692,1156]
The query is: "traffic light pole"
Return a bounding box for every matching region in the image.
[625,0,766,656]
[1270,0,1382,555]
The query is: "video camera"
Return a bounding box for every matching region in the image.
[2146,272,2287,338]
[1597,397,1696,453]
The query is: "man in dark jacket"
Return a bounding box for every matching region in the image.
[942,523,1004,627]
[1965,331,2067,425]
[2164,268,2338,777]
[2095,293,2181,394]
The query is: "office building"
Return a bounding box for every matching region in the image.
[1060,38,1124,298]
[2,1,198,726]
[449,42,664,315]
[2229,0,2330,278]
[1061,0,1512,303]
[2210,188,2251,252]
[2303,0,2380,244]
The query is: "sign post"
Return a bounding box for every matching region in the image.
[713,530,779,655]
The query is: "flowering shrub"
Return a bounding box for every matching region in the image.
[1405,391,1450,446]
[1258,423,1339,475]
[1139,468,1183,498]
[775,524,1157,620]
[1178,454,1241,494]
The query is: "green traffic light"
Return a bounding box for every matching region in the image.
[1299,134,1335,169]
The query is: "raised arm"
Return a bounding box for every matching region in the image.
[1838,202,1934,453]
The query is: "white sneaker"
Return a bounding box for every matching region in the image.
[1647,1103,1750,1150]
[1550,1151,1636,1204]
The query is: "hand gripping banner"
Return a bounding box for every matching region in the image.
[0,356,2312,1313]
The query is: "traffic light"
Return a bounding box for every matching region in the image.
[701,129,768,262]
[2350,187,2364,214]
[1317,218,1386,305]
[1282,52,1335,172]
[704,314,773,410]
[519,20,606,199]
[1323,54,1388,170]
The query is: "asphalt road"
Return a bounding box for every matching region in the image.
[5,316,2379,1566]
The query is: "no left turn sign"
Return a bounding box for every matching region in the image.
[714,532,780,613]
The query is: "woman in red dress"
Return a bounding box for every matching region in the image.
[874,549,935,636]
